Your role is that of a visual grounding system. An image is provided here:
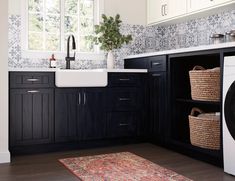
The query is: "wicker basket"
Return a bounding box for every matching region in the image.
[188,107,220,150]
[189,66,220,102]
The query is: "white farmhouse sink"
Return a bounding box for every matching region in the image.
[55,69,108,87]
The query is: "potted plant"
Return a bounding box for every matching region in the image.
[89,14,132,69]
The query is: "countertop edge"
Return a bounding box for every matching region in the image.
[8,68,148,73]
[125,42,235,59]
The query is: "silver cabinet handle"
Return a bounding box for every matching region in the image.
[119,98,131,101]
[161,5,164,16]
[164,4,168,16]
[119,123,129,126]
[119,78,130,81]
[27,90,40,93]
[152,74,160,77]
[152,62,160,66]
[78,92,81,105]
[84,93,86,105]
[27,78,39,82]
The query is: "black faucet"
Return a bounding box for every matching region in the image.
[65,35,76,69]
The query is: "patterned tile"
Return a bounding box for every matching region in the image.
[8,9,235,68]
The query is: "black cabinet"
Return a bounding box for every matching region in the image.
[10,72,54,88]
[125,56,168,143]
[107,112,138,138]
[55,89,79,142]
[9,71,147,153]
[78,88,106,140]
[55,88,106,142]
[168,51,223,166]
[149,72,167,143]
[10,88,54,146]
[9,72,55,148]
[106,73,146,138]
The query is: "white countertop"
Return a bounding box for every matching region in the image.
[8,68,59,72]
[106,69,147,73]
[125,42,235,59]
[8,68,148,73]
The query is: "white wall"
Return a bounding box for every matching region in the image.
[104,0,146,25]
[8,0,21,15]
[0,0,10,164]
[8,0,146,25]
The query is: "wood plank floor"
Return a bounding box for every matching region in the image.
[0,143,235,181]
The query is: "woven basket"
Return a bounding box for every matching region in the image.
[189,66,220,102]
[188,107,220,150]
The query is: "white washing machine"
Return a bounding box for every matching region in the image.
[223,55,235,176]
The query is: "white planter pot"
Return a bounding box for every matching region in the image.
[107,51,114,69]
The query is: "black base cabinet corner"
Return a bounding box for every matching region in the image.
[125,56,168,144]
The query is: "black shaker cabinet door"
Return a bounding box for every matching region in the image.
[224,81,235,141]
[10,89,54,146]
[149,72,167,142]
[78,88,106,140]
[55,89,80,142]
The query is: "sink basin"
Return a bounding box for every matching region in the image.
[55,69,108,87]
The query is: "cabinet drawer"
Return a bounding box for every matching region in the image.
[107,112,137,138]
[10,72,54,88]
[148,56,167,72]
[108,73,142,87]
[107,88,141,111]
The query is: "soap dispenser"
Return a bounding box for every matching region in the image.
[49,54,56,68]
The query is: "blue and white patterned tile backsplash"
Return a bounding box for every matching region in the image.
[8,9,235,68]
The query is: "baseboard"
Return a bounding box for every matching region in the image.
[0,151,11,163]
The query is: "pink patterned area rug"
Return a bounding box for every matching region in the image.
[59,152,192,181]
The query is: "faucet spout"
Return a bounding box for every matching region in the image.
[65,35,76,69]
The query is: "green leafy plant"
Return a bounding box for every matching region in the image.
[88,14,132,51]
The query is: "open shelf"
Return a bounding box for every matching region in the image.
[168,51,222,166]
[169,139,222,166]
[176,98,221,106]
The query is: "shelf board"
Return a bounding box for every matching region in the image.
[176,98,221,106]
[169,139,222,161]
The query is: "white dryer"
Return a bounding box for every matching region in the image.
[223,55,235,176]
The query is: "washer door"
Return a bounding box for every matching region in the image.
[225,81,235,140]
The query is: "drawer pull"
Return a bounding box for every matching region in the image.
[152,62,161,66]
[27,78,39,82]
[119,78,130,81]
[152,74,160,77]
[27,90,40,93]
[119,123,129,126]
[119,98,131,101]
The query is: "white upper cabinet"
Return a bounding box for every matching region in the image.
[147,0,168,24]
[147,0,235,25]
[147,0,187,25]
[188,0,233,12]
